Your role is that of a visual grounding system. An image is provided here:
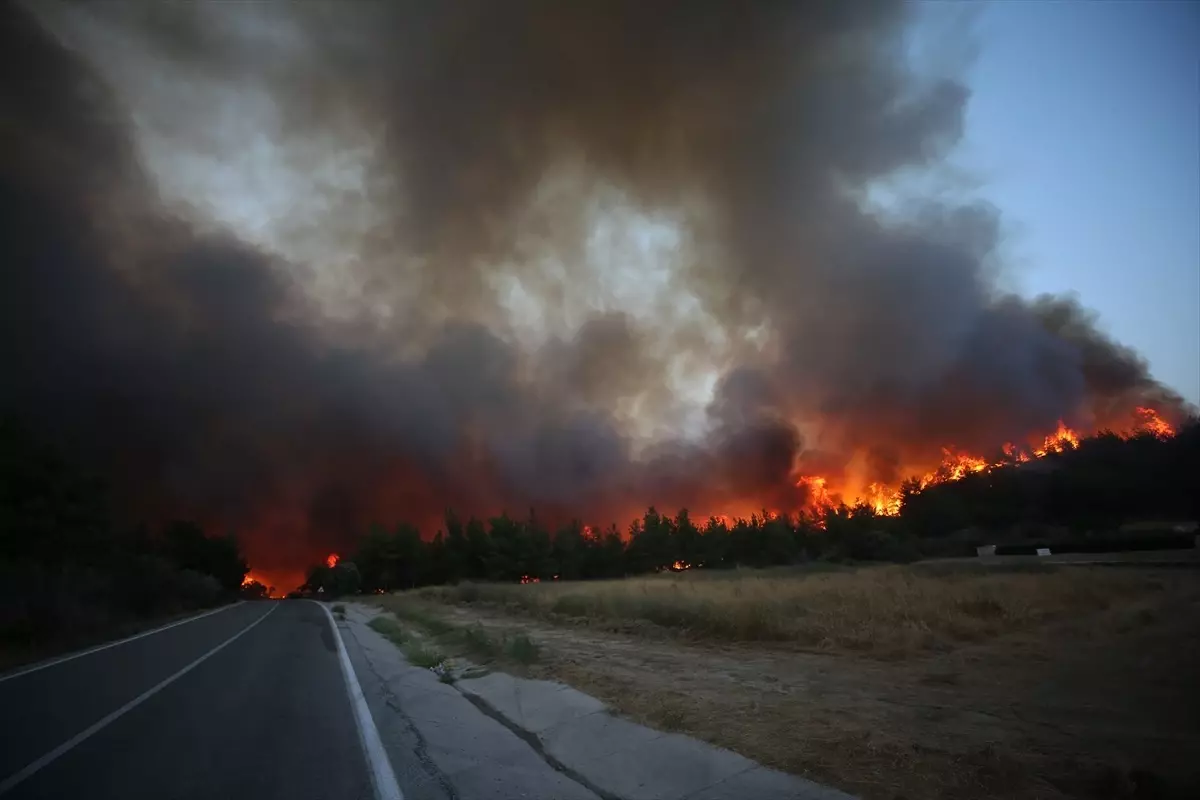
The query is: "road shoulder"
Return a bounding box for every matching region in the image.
[337,603,599,800]
[339,602,852,800]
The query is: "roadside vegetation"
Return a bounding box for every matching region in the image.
[366,615,446,669]
[370,597,542,675]
[382,564,1200,799]
[410,563,1167,656]
[0,419,252,666]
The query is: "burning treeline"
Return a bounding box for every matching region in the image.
[1,2,1194,582]
[795,407,1177,520]
[317,420,1197,592]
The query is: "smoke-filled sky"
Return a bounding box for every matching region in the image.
[957,1,1199,408]
[2,1,1193,589]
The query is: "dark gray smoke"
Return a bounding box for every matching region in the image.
[1,1,1186,584]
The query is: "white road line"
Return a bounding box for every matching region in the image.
[0,603,277,797]
[315,601,404,800]
[0,601,244,684]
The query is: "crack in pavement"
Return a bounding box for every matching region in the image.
[342,620,461,800]
[452,688,619,800]
[347,607,605,800]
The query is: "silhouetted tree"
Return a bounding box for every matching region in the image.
[160,522,248,591]
[241,580,269,600]
[313,419,1200,593]
[1,418,249,647]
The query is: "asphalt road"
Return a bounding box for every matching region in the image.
[0,601,376,800]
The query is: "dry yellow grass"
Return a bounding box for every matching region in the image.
[391,565,1200,798]
[413,564,1161,656]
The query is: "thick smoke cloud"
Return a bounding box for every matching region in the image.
[1,2,1186,586]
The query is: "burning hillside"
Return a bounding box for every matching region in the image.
[794,407,1177,520]
[0,2,1192,581]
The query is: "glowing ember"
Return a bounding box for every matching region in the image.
[326,552,340,568]
[669,560,691,571]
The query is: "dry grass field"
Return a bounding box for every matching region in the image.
[377,564,1200,799]
[408,563,1179,657]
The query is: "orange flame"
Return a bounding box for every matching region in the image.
[785,410,1178,521]
[798,475,832,508]
[326,552,340,568]
[796,475,834,527]
[864,482,902,516]
[1033,421,1080,457]
[1002,442,1031,463]
[1134,407,1174,438]
[241,572,278,597]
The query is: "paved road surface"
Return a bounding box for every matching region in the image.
[0,601,376,800]
[0,599,844,800]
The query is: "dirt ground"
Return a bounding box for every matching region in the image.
[398,569,1200,800]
